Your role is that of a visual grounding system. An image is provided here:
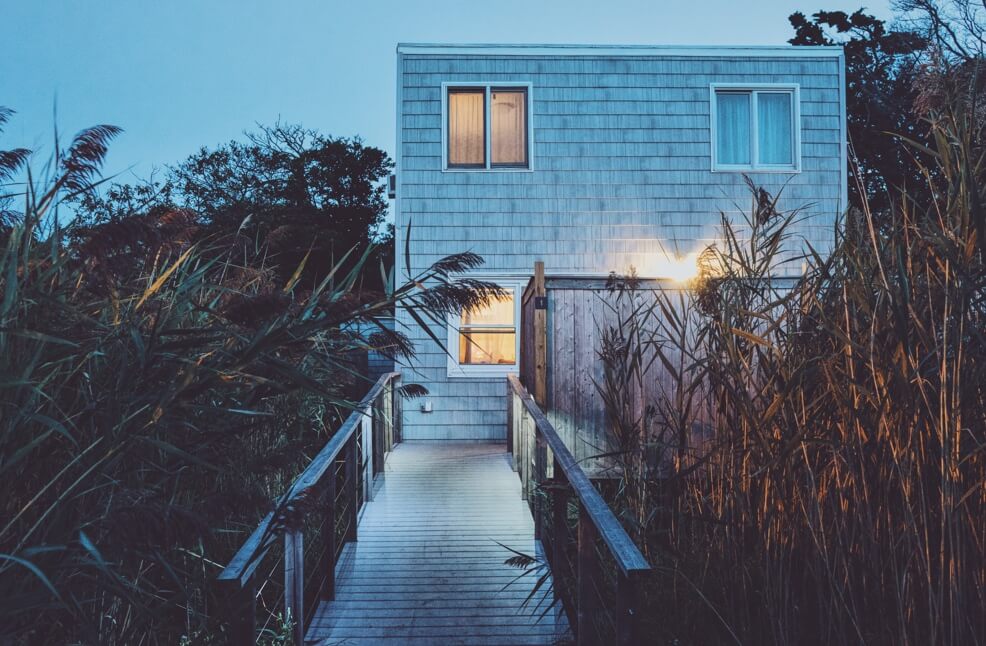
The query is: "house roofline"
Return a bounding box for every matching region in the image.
[396,43,843,58]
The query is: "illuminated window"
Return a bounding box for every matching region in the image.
[445,85,530,170]
[458,291,516,365]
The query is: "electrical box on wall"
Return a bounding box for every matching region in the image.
[420,400,433,413]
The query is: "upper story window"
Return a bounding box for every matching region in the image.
[711,85,800,172]
[444,84,531,171]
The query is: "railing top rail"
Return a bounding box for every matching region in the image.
[218,371,400,587]
[508,374,650,577]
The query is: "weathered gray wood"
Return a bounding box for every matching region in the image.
[615,570,644,646]
[533,260,547,408]
[508,375,650,576]
[322,476,337,601]
[306,442,570,644]
[344,437,359,543]
[284,529,303,646]
[577,511,598,644]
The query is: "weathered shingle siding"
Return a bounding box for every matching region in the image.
[395,51,844,440]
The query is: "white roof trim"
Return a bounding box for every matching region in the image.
[396,43,843,58]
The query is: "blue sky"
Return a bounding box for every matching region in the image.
[2,0,891,185]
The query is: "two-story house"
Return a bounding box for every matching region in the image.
[393,43,846,441]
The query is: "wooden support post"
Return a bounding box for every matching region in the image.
[393,375,403,444]
[551,465,569,574]
[577,508,598,645]
[533,261,547,409]
[615,572,642,646]
[284,530,304,646]
[344,437,359,543]
[534,434,546,540]
[506,381,514,461]
[322,475,337,601]
[361,414,373,503]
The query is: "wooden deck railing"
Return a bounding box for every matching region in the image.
[218,372,402,644]
[508,374,651,646]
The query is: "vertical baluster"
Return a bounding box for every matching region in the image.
[344,436,358,543]
[284,530,304,646]
[577,506,598,645]
[322,472,337,601]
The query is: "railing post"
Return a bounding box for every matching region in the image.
[551,465,569,574]
[534,433,546,540]
[344,436,359,543]
[284,530,304,646]
[615,572,642,646]
[506,381,514,461]
[361,413,373,502]
[577,507,598,645]
[322,473,337,601]
[393,374,402,444]
[519,406,529,500]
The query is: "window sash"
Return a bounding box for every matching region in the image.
[447,89,486,168]
[491,88,528,167]
[713,88,797,171]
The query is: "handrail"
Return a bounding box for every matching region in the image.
[218,371,402,644]
[508,375,649,575]
[507,373,650,645]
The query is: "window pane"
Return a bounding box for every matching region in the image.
[459,329,516,365]
[448,90,485,166]
[491,90,527,166]
[461,292,514,326]
[716,92,751,165]
[757,92,793,165]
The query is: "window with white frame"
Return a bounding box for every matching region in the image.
[447,281,523,377]
[445,84,530,170]
[711,85,800,171]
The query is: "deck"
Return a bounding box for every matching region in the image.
[305,442,569,645]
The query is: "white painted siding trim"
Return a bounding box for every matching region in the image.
[446,277,527,379]
[709,83,802,174]
[398,43,844,58]
[440,82,535,173]
[838,51,849,217]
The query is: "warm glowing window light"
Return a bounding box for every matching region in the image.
[458,291,516,365]
[642,251,703,283]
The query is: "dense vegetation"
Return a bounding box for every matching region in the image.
[0,115,498,642]
[595,8,986,644]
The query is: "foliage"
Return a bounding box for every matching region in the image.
[789,9,929,212]
[73,123,394,290]
[597,71,985,644]
[0,110,499,644]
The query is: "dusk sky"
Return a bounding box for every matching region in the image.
[3,1,892,186]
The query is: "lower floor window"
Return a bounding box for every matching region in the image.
[458,292,516,365]
[448,279,524,377]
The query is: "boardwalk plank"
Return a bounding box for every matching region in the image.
[305,442,570,645]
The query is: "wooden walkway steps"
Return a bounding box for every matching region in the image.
[306,442,569,645]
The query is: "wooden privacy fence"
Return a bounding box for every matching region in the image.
[508,374,651,646]
[217,372,402,644]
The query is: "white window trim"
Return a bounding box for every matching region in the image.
[709,83,801,173]
[446,278,526,378]
[441,82,534,173]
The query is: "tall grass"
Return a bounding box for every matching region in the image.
[598,73,985,644]
[0,114,499,643]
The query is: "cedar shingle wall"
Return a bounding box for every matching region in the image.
[395,53,843,440]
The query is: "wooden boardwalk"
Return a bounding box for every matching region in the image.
[306,442,569,645]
